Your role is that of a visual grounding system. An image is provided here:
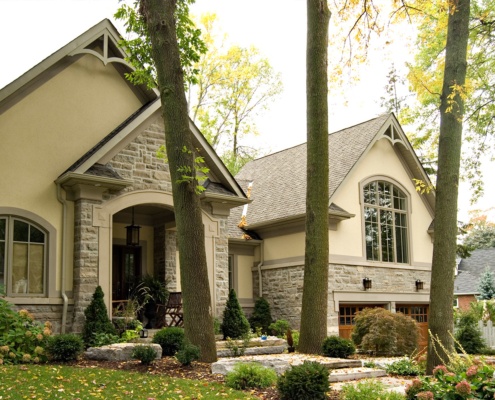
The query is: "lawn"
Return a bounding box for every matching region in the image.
[0,364,257,400]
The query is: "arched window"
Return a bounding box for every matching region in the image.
[363,180,408,264]
[0,216,47,295]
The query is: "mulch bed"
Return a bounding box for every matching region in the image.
[68,356,340,399]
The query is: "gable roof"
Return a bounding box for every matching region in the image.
[455,248,495,295]
[229,113,434,236]
[0,18,247,202]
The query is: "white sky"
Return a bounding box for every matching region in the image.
[0,0,493,221]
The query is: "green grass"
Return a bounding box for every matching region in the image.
[0,365,257,399]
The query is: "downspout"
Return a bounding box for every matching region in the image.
[257,241,264,297]
[56,183,69,333]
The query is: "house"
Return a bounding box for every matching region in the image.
[227,114,435,346]
[454,248,495,310]
[0,20,248,333]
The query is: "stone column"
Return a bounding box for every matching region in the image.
[214,218,229,317]
[154,223,166,282]
[165,229,177,290]
[71,198,101,333]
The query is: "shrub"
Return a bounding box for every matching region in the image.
[351,308,418,356]
[277,361,329,400]
[341,379,405,400]
[152,327,184,356]
[175,342,200,366]
[46,334,84,362]
[249,297,273,334]
[221,289,250,340]
[82,286,116,348]
[322,336,355,358]
[0,298,51,364]
[132,345,157,365]
[213,318,222,335]
[385,358,423,376]
[226,362,277,390]
[269,319,290,338]
[455,310,485,354]
[405,362,495,400]
[225,335,251,357]
[91,332,121,347]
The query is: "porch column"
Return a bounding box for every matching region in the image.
[165,229,178,290]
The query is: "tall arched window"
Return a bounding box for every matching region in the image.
[363,180,408,264]
[0,217,47,295]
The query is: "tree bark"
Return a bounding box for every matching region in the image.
[140,0,217,362]
[298,0,331,354]
[427,0,470,373]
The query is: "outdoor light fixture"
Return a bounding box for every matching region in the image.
[415,279,424,291]
[363,277,372,290]
[139,329,148,339]
[126,207,141,247]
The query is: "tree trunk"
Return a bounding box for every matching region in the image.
[140,0,217,362]
[427,0,470,373]
[298,0,331,354]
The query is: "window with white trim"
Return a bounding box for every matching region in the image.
[363,180,409,264]
[0,216,47,295]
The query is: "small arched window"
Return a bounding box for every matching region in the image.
[0,217,47,295]
[363,180,408,264]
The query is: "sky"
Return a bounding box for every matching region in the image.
[0,0,493,221]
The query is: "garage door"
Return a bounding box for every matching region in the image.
[338,304,384,340]
[396,304,429,353]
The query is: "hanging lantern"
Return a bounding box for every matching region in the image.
[126,207,141,246]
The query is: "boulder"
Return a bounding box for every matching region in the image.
[85,343,162,361]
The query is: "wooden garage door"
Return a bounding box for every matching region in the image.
[338,304,384,340]
[396,304,429,353]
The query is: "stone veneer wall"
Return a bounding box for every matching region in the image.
[254,263,431,332]
[11,304,74,334]
[71,198,101,333]
[214,217,230,317]
[165,230,177,291]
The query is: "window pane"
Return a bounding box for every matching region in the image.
[12,243,28,293]
[29,244,44,294]
[0,218,5,240]
[378,182,392,208]
[364,182,377,205]
[30,226,45,243]
[0,239,4,288]
[381,211,394,262]
[395,212,408,263]
[13,220,29,242]
[365,207,379,261]
[393,187,407,210]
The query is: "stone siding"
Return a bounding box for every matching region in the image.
[11,304,74,334]
[255,263,431,332]
[214,217,230,316]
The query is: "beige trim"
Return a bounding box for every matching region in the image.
[332,290,430,312]
[0,207,57,298]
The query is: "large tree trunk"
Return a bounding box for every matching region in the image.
[427,0,470,373]
[298,0,331,354]
[140,0,217,362]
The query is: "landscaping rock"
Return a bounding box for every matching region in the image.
[217,345,287,357]
[85,343,162,361]
[216,336,286,350]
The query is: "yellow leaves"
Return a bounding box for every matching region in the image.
[413,178,434,194]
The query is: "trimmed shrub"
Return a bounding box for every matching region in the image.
[455,310,485,354]
[322,335,355,358]
[351,308,418,356]
[249,297,273,334]
[152,327,185,356]
[269,319,290,338]
[226,362,277,390]
[46,334,84,362]
[221,289,250,340]
[132,345,157,365]
[82,286,116,348]
[175,342,200,366]
[92,332,121,347]
[277,361,329,400]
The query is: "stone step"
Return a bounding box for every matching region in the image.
[212,354,362,375]
[328,367,387,382]
[217,345,286,358]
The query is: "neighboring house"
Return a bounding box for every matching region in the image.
[0,20,248,333]
[454,248,495,310]
[227,114,435,347]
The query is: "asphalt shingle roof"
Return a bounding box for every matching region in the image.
[227,114,390,237]
[455,248,495,294]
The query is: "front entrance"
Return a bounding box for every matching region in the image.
[112,244,142,301]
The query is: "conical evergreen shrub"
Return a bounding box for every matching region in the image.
[221,289,250,339]
[82,286,117,347]
[249,297,273,334]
